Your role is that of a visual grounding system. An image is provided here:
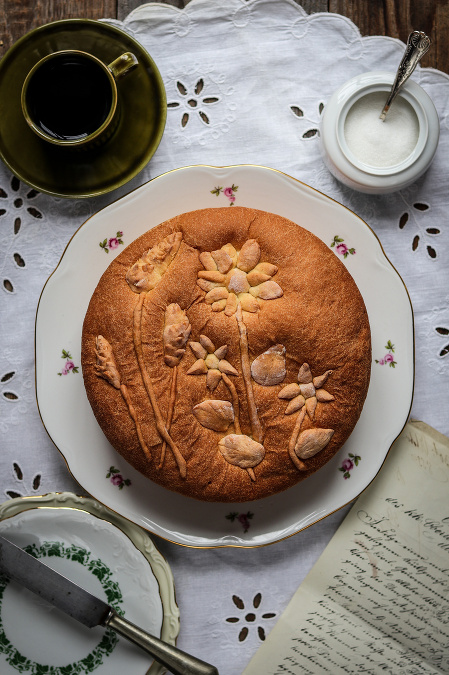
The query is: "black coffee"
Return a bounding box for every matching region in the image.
[26,53,113,141]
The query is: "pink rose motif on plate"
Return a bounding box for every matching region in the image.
[108,237,120,250]
[211,184,238,205]
[106,466,131,489]
[342,458,353,472]
[223,187,236,203]
[226,510,254,533]
[57,350,79,376]
[238,513,251,531]
[375,341,397,368]
[331,235,356,258]
[100,230,124,253]
[61,361,75,375]
[339,453,360,479]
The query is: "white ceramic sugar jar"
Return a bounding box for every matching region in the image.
[320,71,440,194]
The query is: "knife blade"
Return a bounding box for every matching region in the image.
[0,534,218,675]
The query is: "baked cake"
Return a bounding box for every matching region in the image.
[81,206,371,502]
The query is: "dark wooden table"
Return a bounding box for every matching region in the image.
[1,1,448,73]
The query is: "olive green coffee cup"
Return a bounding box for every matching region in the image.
[21,49,138,149]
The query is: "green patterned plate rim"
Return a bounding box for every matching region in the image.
[0,491,179,675]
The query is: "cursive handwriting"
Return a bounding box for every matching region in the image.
[243,424,449,675]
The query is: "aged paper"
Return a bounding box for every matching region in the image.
[243,421,449,675]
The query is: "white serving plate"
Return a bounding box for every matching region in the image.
[35,165,414,548]
[0,492,179,674]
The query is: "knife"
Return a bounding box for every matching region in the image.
[0,534,218,675]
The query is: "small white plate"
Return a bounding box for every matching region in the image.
[0,492,179,674]
[35,165,414,548]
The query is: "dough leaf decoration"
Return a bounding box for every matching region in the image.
[279,363,335,471]
[159,304,191,470]
[196,239,283,444]
[94,335,152,462]
[251,344,286,386]
[295,428,334,459]
[127,233,187,478]
[218,434,265,482]
[193,400,234,432]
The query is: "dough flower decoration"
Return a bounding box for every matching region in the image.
[278,363,335,471]
[196,239,282,316]
[187,334,264,481]
[187,335,241,432]
[187,334,238,391]
[159,303,191,470]
[196,239,283,444]
[125,232,187,478]
[94,335,151,462]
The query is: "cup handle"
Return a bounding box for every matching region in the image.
[108,52,138,79]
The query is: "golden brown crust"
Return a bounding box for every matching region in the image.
[81,207,371,502]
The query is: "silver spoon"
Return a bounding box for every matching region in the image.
[380,30,431,121]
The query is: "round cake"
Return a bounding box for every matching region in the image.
[81,206,371,502]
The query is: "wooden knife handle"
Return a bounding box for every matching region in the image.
[105,610,219,675]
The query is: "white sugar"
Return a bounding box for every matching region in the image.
[344,91,419,168]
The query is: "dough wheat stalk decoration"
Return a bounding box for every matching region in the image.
[126,232,188,478]
[235,304,261,441]
[94,335,152,461]
[160,303,191,469]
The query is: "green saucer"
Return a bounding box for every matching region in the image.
[0,20,166,198]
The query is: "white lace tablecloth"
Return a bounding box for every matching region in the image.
[1,1,448,673]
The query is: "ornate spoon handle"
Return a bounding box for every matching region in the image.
[380,30,431,121]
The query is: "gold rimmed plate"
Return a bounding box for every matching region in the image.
[0,491,179,674]
[35,165,414,548]
[0,20,166,198]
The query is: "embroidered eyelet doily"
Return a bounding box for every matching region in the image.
[1,1,448,673]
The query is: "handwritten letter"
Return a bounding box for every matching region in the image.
[243,422,449,674]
